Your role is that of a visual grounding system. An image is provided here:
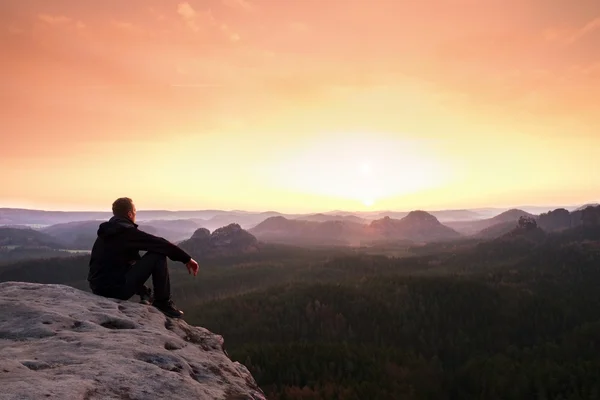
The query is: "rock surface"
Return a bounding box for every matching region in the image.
[0,282,266,400]
[180,224,260,258]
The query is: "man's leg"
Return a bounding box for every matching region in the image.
[123,252,183,318]
[123,252,171,303]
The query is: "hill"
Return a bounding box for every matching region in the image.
[250,217,366,246]
[446,208,535,235]
[0,227,76,263]
[179,224,260,259]
[538,205,600,231]
[252,212,460,246]
[293,213,367,224]
[139,219,203,242]
[41,220,102,250]
[40,219,211,249]
[0,227,64,249]
[367,211,461,243]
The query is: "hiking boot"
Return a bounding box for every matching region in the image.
[153,300,184,319]
[139,288,153,305]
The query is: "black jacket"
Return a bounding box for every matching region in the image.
[88,216,191,290]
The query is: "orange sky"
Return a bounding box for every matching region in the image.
[1,0,599,213]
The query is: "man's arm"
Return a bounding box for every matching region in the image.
[124,229,192,263]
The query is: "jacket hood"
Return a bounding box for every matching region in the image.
[97,216,138,238]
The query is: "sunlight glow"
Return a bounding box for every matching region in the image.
[269,133,451,207]
[359,163,372,177]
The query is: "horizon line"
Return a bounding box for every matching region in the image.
[1,201,597,215]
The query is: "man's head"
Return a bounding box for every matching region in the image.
[112,197,136,223]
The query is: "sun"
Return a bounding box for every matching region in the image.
[359,162,371,177]
[363,198,375,207]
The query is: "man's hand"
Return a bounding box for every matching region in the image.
[186,259,199,277]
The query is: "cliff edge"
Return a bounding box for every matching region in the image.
[0,282,265,400]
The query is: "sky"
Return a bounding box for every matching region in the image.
[1,0,599,213]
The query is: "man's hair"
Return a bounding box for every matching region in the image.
[112,197,134,218]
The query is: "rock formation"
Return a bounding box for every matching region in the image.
[0,282,265,400]
[368,211,461,242]
[179,223,260,258]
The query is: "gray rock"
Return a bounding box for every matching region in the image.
[0,282,265,400]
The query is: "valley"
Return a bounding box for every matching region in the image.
[1,205,600,399]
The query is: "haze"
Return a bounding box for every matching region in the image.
[1,0,599,212]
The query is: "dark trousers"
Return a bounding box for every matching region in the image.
[94,252,171,303]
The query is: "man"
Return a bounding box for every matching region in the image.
[88,197,199,318]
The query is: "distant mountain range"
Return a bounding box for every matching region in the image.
[446,209,536,236]
[250,211,461,246]
[1,205,598,253]
[2,204,591,227]
[0,227,64,249]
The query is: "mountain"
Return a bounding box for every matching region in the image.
[252,212,460,245]
[576,203,600,211]
[495,216,547,243]
[250,217,367,246]
[40,219,208,249]
[0,227,65,249]
[430,209,482,222]
[538,208,575,231]
[0,208,109,225]
[293,213,368,224]
[446,209,536,235]
[0,282,265,400]
[370,209,482,223]
[0,208,288,227]
[200,212,290,231]
[138,219,203,242]
[179,224,260,258]
[537,205,600,232]
[41,220,103,250]
[476,221,517,239]
[0,227,82,263]
[368,211,461,242]
[580,205,600,226]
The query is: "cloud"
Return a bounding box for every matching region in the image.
[545,17,600,44]
[176,2,237,40]
[568,17,600,43]
[38,14,72,25]
[219,24,241,42]
[111,20,145,35]
[177,2,211,32]
[222,0,255,12]
[177,2,196,20]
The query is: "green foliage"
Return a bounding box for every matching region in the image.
[186,238,600,399]
[0,254,90,290]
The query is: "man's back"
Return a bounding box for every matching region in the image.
[87,197,198,318]
[88,216,191,292]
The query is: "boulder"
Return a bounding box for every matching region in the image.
[0,282,265,400]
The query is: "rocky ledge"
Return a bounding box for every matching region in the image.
[0,282,265,400]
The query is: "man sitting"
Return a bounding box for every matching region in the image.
[88,197,199,318]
